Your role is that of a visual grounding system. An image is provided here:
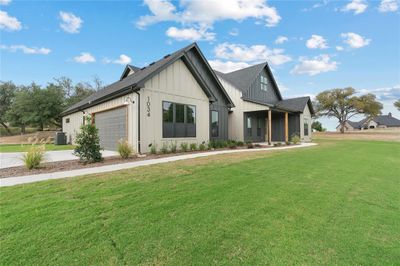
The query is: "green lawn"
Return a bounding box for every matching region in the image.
[1,140,399,265]
[0,144,75,153]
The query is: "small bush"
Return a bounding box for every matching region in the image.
[228,142,237,149]
[170,141,177,153]
[236,141,244,147]
[246,141,254,149]
[199,142,206,151]
[291,134,301,144]
[22,145,45,169]
[160,142,169,154]
[180,142,189,152]
[74,117,102,163]
[150,143,157,154]
[190,143,197,151]
[274,142,282,147]
[118,139,133,159]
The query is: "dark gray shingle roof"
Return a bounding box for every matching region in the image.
[275,96,315,114]
[346,114,400,128]
[62,43,233,116]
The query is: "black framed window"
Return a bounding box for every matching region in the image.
[247,117,252,136]
[261,75,268,91]
[66,118,70,123]
[163,101,196,138]
[304,120,309,136]
[257,118,262,136]
[211,111,219,137]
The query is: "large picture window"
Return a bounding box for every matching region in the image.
[261,75,268,91]
[163,101,196,138]
[211,111,219,137]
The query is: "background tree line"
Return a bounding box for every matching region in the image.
[0,77,102,134]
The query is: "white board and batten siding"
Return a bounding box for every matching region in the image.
[62,93,138,151]
[139,59,210,153]
[218,77,269,141]
[300,104,313,141]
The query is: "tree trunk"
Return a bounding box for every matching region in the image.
[0,122,11,134]
[340,121,345,134]
[21,125,26,134]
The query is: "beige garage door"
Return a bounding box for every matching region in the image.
[95,107,127,151]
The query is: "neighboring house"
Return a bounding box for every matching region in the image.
[336,113,400,131]
[61,43,314,152]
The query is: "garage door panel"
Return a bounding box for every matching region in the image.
[95,107,127,151]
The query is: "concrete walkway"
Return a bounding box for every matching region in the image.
[0,150,119,169]
[0,143,317,187]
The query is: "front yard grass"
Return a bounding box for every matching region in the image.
[1,140,399,265]
[0,144,75,153]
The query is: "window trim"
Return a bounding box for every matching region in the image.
[162,101,196,138]
[260,75,268,91]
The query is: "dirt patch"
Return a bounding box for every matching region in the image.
[314,131,400,142]
[0,131,58,144]
[0,145,279,178]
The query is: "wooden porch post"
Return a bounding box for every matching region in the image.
[268,110,272,144]
[285,112,288,143]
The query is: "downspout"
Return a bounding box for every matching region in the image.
[134,90,141,154]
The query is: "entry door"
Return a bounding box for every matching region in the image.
[95,107,127,151]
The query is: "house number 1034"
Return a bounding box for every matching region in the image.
[146,96,151,117]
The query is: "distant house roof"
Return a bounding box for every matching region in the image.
[344,113,400,129]
[61,43,234,116]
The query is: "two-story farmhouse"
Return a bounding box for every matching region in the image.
[61,43,314,153]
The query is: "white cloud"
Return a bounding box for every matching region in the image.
[229,28,239,36]
[358,84,400,101]
[306,35,328,49]
[137,0,281,29]
[341,32,371,48]
[113,54,132,65]
[0,44,51,54]
[166,26,215,41]
[59,11,83,33]
[378,0,399,12]
[214,42,291,66]
[73,52,96,63]
[336,46,344,51]
[0,11,21,31]
[291,54,338,76]
[208,59,251,73]
[275,35,288,44]
[0,0,11,5]
[341,0,368,14]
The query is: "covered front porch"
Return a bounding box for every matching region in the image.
[244,109,300,144]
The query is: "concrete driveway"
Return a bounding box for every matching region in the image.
[0,150,119,169]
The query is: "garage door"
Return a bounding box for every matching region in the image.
[95,107,127,151]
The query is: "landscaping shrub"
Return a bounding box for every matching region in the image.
[273,142,282,147]
[160,142,169,154]
[199,143,206,151]
[22,145,45,169]
[190,143,197,151]
[180,142,189,152]
[291,134,301,144]
[236,141,244,147]
[150,143,157,154]
[117,139,134,159]
[170,141,177,153]
[246,141,254,149]
[228,142,237,149]
[74,117,103,163]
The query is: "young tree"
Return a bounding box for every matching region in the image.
[395,100,400,111]
[311,121,325,132]
[315,88,383,133]
[0,81,17,134]
[74,116,103,163]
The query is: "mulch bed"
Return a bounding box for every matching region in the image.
[0,146,272,178]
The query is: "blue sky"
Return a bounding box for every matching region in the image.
[1,0,399,130]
